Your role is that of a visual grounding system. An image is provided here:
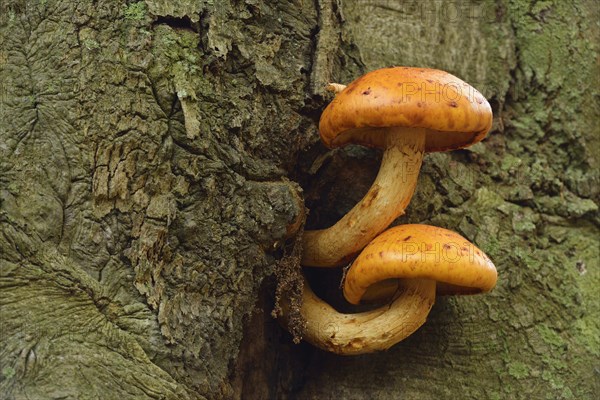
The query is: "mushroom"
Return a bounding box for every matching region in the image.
[285,224,496,355]
[303,67,493,267]
[286,275,435,355]
[326,83,347,94]
[343,224,498,305]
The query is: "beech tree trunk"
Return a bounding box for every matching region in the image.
[1,1,598,399]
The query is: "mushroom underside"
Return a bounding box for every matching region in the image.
[362,279,484,304]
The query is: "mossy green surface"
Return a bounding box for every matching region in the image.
[123,2,147,21]
[1,0,311,398]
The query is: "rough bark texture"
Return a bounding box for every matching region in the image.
[0,1,598,399]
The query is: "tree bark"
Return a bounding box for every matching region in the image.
[1,1,598,399]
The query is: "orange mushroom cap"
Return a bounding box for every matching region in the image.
[343,224,498,305]
[319,67,493,152]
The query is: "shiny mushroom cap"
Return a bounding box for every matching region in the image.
[344,224,498,305]
[319,67,493,152]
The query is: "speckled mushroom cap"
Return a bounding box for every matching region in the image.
[319,67,493,152]
[343,224,498,304]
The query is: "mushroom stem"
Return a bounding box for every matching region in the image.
[326,83,347,94]
[287,275,435,355]
[302,127,426,267]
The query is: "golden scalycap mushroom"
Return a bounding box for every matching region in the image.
[302,67,493,268]
[281,224,497,354]
[319,67,493,152]
[344,224,498,305]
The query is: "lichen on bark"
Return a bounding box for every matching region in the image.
[2,0,312,398]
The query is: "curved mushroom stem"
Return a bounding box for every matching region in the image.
[282,275,435,355]
[302,127,426,267]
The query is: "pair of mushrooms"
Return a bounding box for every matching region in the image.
[282,67,497,355]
